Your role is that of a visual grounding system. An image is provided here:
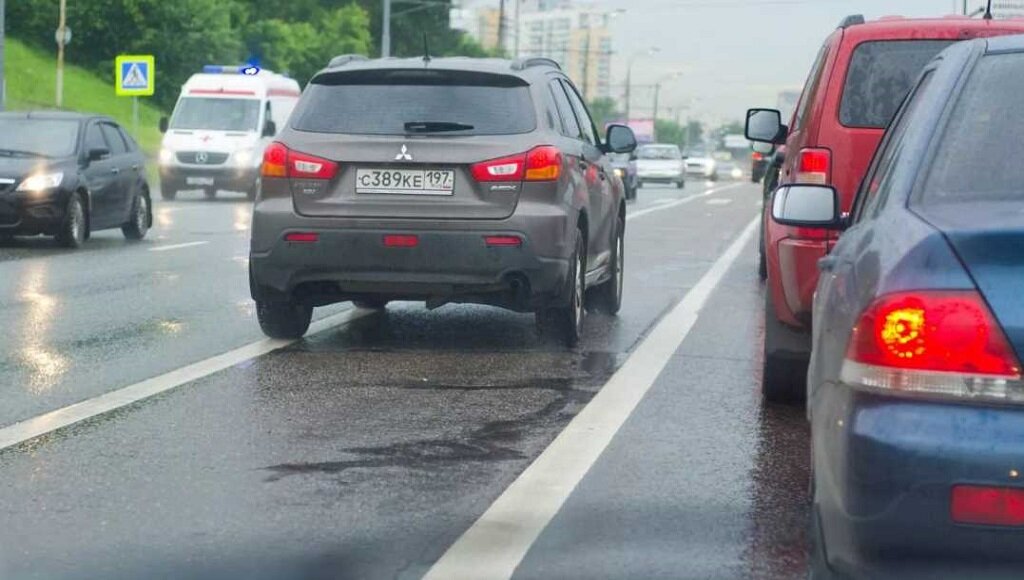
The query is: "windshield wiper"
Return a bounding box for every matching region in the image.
[403,121,475,133]
[0,148,47,158]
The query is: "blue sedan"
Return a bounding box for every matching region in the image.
[773,36,1024,578]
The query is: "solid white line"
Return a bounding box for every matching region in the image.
[0,307,372,452]
[149,241,210,252]
[423,216,760,580]
[706,198,734,206]
[626,182,743,222]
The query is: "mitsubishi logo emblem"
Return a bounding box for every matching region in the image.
[395,144,413,161]
[195,151,209,164]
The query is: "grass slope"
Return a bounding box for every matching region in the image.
[5,39,165,156]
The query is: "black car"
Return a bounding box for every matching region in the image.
[0,112,152,248]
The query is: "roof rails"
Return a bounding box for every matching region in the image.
[328,54,369,68]
[511,57,562,71]
[838,14,866,29]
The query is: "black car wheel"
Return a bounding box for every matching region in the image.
[762,292,808,404]
[160,180,177,201]
[122,192,150,240]
[758,219,767,281]
[256,298,313,339]
[204,188,217,200]
[55,194,86,249]
[538,228,586,346]
[591,215,624,315]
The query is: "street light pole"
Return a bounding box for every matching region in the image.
[382,0,391,58]
[56,0,67,108]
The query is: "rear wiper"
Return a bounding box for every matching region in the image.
[403,121,475,133]
[0,148,45,158]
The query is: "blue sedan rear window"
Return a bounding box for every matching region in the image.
[922,53,1024,203]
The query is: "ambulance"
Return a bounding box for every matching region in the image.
[157,66,301,200]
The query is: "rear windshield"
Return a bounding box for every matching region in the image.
[292,69,536,136]
[638,145,681,160]
[840,40,953,128]
[921,53,1024,204]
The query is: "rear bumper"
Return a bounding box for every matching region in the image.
[159,165,259,192]
[249,198,574,311]
[637,170,684,181]
[813,387,1024,577]
[767,227,829,329]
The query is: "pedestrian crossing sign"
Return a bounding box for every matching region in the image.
[115,55,155,96]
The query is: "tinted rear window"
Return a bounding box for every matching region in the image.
[840,40,953,128]
[921,53,1024,204]
[292,69,536,136]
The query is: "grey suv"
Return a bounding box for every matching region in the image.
[249,56,637,345]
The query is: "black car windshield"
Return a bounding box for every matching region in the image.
[293,70,536,136]
[637,146,681,160]
[922,53,1024,203]
[169,97,261,132]
[0,119,79,157]
[840,40,953,129]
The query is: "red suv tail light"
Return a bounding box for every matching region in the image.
[952,485,1024,527]
[261,142,339,180]
[471,146,562,183]
[796,148,831,184]
[752,152,764,162]
[841,291,1023,401]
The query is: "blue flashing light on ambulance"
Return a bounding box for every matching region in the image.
[157,65,300,201]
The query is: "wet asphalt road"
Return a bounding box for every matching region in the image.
[0,180,811,579]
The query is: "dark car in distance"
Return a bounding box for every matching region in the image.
[0,112,152,248]
[249,56,638,345]
[784,35,1024,578]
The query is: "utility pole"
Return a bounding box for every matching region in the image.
[581,27,591,100]
[963,0,968,15]
[513,0,520,58]
[56,0,67,108]
[652,83,661,122]
[0,0,6,112]
[497,0,507,55]
[382,0,391,58]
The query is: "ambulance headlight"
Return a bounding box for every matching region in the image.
[159,149,175,166]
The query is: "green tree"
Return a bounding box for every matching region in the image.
[654,119,686,146]
[587,97,620,129]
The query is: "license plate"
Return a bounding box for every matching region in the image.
[186,177,215,186]
[355,169,455,196]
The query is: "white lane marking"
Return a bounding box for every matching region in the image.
[0,308,372,452]
[424,216,760,580]
[149,241,210,252]
[626,182,743,222]
[707,198,733,206]
[649,198,675,206]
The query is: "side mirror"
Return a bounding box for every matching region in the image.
[605,124,637,154]
[262,120,277,138]
[746,108,787,144]
[771,184,842,228]
[159,117,169,134]
[87,147,110,162]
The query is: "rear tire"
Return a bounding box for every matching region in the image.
[537,229,586,347]
[676,179,685,189]
[204,188,217,200]
[591,215,624,315]
[160,181,177,201]
[121,192,150,240]
[55,194,86,249]
[758,218,768,281]
[353,298,388,310]
[808,504,836,579]
[762,292,808,404]
[256,299,313,339]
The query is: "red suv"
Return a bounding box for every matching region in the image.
[745,14,1024,403]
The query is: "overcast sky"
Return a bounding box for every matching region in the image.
[468,0,1000,126]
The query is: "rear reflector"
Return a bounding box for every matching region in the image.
[796,148,831,185]
[952,485,1024,526]
[383,234,418,248]
[484,235,522,247]
[284,232,319,243]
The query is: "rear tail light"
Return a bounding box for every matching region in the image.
[383,234,418,248]
[471,146,562,183]
[484,235,522,247]
[525,146,562,181]
[952,485,1024,526]
[752,152,764,161]
[796,148,831,184]
[841,291,1023,401]
[261,142,339,180]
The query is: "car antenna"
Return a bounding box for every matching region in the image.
[423,33,432,65]
[984,0,993,19]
